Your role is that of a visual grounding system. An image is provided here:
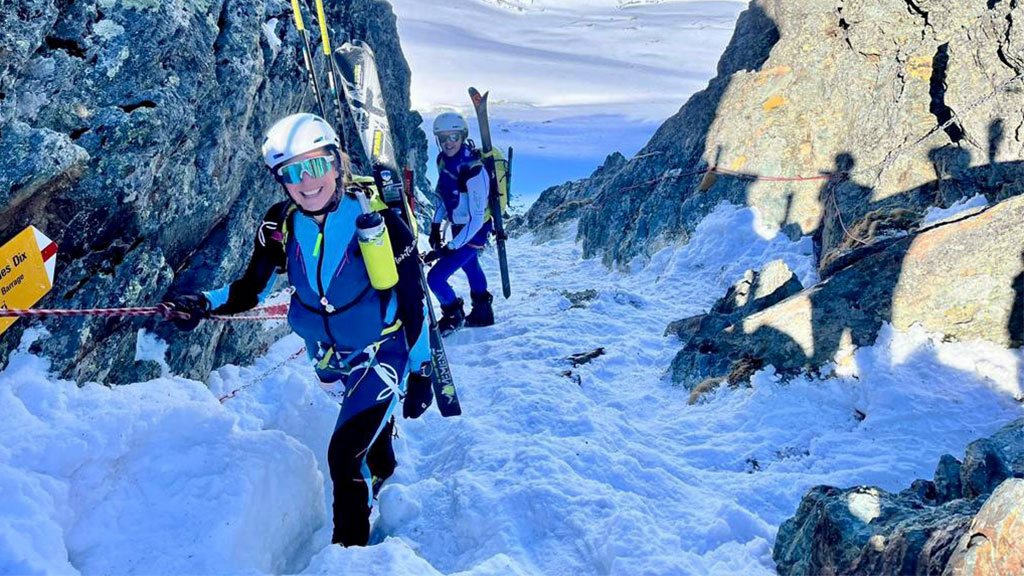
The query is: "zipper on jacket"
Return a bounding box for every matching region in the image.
[314,216,339,346]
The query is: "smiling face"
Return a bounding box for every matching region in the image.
[279,148,339,214]
[438,131,464,157]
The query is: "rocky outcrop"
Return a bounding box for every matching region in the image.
[669,193,1024,389]
[943,479,1024,576]
[773,418,1024,576]
[666,259,803,392]
[520,152,626,239]
[0,0,427,382]
[528,0,1023,270]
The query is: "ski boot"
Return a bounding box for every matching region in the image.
[465,291,495,327]
[438,298,465,336]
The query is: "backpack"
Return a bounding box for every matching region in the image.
[436,142,509,221]
[479,146,509,219]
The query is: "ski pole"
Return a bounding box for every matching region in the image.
[289,0,328,120]
[311,0,351,152]
[507,146,514,206]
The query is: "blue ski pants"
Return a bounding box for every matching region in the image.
[427,225,490,306]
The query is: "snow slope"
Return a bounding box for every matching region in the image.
[387,0,745,204]
[1,204,1022,574]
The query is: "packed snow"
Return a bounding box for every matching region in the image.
[387,0,745,204]
[2,203,1021,575]
[922,194,989,225]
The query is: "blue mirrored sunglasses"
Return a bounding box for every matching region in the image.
[437,132,462,143]
[277,155,335,184]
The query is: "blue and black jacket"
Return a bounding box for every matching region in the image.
[203,184,425,374]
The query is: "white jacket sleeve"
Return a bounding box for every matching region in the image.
[449,167,490,249]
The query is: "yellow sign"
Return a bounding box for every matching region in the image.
[0,226,57,336]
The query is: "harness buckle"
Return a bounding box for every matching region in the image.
[320,297,335,313]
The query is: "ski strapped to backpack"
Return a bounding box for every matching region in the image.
[468,87,512,299]
[334,40,461,417]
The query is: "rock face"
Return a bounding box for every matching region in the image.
[528,0,1024,391]
[0,0,427,383]
[666,259,803,390]
[773,418,1024,576]
[521,152,626,239]
[943,479,1024,576]
[528,0,1024,269]
[520,1,1024,572]
[669,193,1024,388]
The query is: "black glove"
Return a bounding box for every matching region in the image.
[422,246,452,265]
[403,371,434,419]
[158,294,211,331]
[429,223,442,250]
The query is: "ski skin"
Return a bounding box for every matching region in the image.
[334,44,461,417]
[467,88,512,299]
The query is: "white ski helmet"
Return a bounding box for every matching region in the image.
[432,112,469,139]
[261,113,341,170]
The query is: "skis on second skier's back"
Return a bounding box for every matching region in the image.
[468,87,512,300]
[335,40,462,417]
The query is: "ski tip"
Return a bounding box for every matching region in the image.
[468,87,488,104]
[353,39,372,52]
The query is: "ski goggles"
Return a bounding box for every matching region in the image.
[436,132,463,144]
[276,155,335,184]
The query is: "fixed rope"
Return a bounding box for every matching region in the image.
[0,302,299,403]
[0,303,290,321]
[217,346,308,404]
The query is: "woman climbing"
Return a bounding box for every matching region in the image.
[160,113,431,547]
[423,112,495,335]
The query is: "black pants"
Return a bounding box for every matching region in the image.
[327,400,397,546]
